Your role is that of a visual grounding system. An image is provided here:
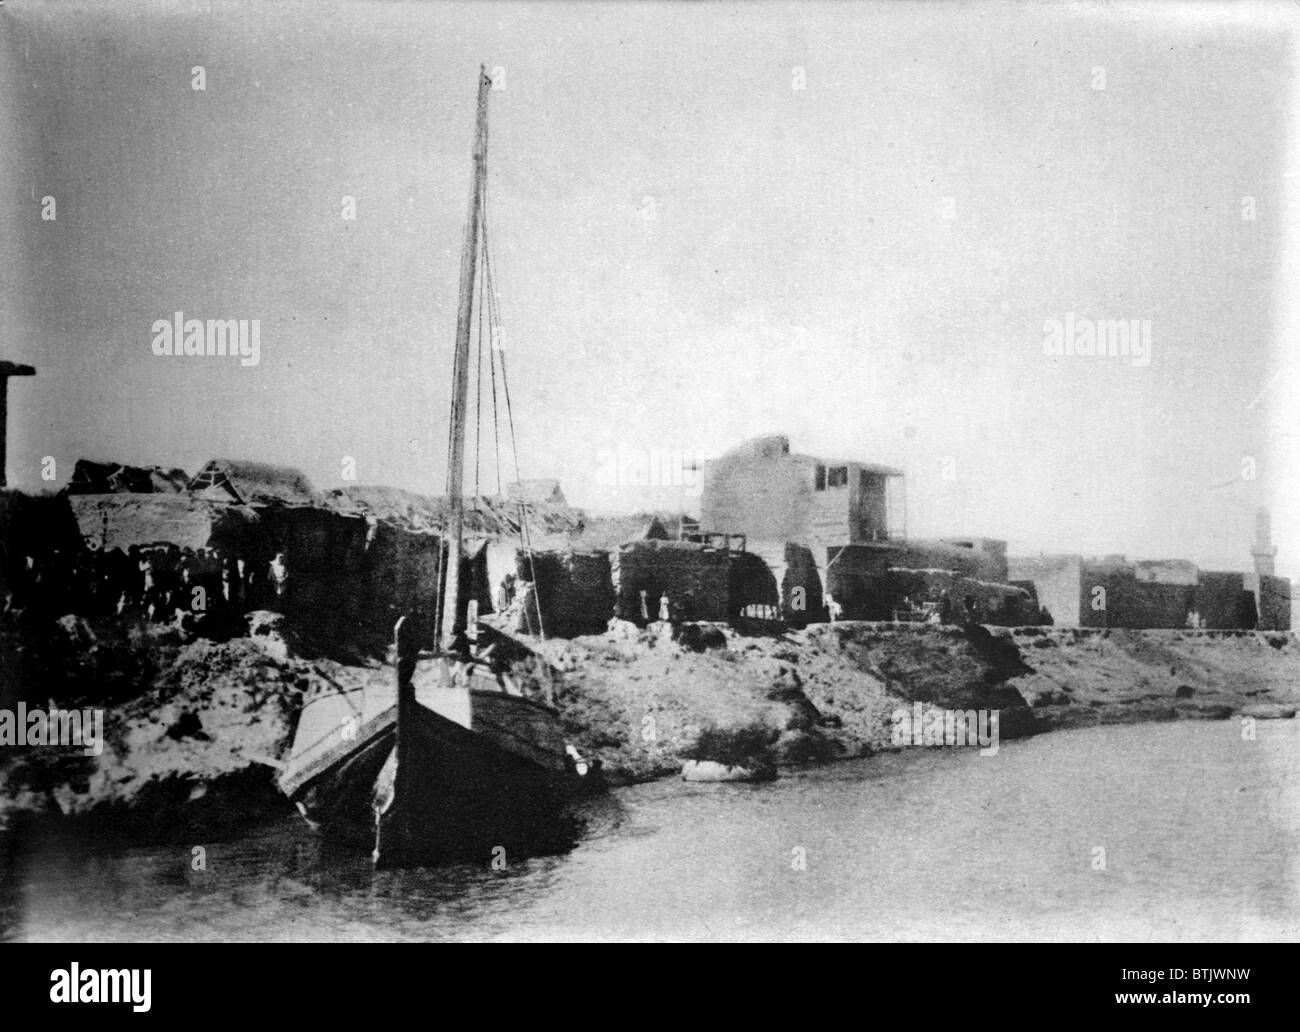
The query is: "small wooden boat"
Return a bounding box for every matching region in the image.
[280,634,580,865]
[279,67,587,867]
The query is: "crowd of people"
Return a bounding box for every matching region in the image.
[0,541,290,625]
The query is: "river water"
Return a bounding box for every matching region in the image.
[7,720,1298,941]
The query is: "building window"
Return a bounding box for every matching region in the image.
[815,464,826,491]
[827,466,848,489]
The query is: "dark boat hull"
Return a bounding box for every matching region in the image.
[375,700,576,865]
[283,688,579,866]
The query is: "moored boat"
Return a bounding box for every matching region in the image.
[279,67,589,867]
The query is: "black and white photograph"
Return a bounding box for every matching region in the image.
[0,0,1296,964]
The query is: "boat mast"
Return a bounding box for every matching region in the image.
[442,65,491,651]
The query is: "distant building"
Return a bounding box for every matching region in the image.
[700,434,1025,623]
[1009,545,1291,631]
[507,479,566,506]
[571,513,673,549]
[1008,554,1201,628]
[701,434,903,552]
[189,459,315,507]
[65,458,189,495]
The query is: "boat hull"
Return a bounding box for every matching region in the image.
[281,675,581,866]
[374,698,577,866]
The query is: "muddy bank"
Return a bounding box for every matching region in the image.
[1,616,1297,841]
[529,620,1040,781]
[532,622,1299,780]
[1004,625,1300,728]
[0,614,392,840]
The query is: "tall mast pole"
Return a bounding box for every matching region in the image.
[442,66,491,651]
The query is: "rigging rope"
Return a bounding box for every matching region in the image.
[487,289,503,496]
[479,185,546,641]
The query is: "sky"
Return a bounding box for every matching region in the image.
[2,0,1298,578]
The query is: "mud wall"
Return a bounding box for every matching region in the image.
[780,543,823,625]
[1127,580,1197,629]
[1013,555,1262,630]
[730,549,781,617]
[257,506,369,650]
[357,521,447,649]
[1249,573,1292,631]
[0,490,81,564]
[1193,571,1249,630]
[516,549,614,637]
[826,564,1036,625]
[615,541,733,624]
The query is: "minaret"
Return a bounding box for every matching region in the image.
[0,360,37,488]
[1251,507,1277,577]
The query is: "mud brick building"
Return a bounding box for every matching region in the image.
[700,434,1023,623]
[701,434,904,551]
[611,538,776,624]
[1008,549,1290,631]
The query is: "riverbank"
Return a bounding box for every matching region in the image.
[1,614,1297,841]
[534,620,1299,779]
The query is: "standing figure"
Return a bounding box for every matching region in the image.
[497,572,516,612]
[269,552,288,601]
[138,552,155,612]
[826,592,842,623]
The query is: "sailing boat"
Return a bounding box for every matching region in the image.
[279,67,585,868]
